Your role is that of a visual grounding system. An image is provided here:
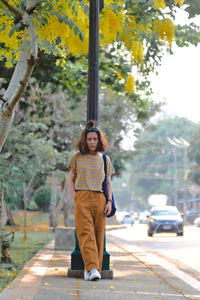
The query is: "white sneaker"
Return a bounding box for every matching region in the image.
[84,270,90,281]
[88,269,101,281]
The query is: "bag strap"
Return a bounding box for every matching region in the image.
[103,153,107,179]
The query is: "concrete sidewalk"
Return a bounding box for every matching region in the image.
[0,231,199,300]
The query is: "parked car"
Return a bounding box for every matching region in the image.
[123,214,134,225]
[194,217,200,227]
[186,210,200,224]
[147,206,184,237]
[116,211,129,224]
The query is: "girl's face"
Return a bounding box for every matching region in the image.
[86,132,99,153]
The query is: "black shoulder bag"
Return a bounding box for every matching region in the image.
[102,154,116,218]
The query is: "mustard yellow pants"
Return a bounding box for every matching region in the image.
[74,190,106,272]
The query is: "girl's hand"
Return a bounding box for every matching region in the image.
[104,201,112,216]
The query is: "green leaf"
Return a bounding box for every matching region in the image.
[0,25,7,32]
[184,0,200,18]
[79,32,84,41]
[74,26,79,36]
[9,26,16,37]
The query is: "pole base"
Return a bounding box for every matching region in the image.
[67,269,113,279]
[1,257,12,263]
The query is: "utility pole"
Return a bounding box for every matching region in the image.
[173,146,178,207]
[167,138,178,207]
[167,137,190,211]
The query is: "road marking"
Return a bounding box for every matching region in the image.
[119,242,200,292]
[137,291,200,298]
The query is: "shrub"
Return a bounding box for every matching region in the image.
[33,186,51,211]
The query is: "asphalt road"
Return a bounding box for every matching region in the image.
[108,223,200,296]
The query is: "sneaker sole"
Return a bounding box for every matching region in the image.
[90,276,99,281]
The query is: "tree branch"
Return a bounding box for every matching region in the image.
[6,55,37,114]
[1,0,23,20]
[0,11,38,152]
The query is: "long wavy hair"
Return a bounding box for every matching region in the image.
[76,120,109,154]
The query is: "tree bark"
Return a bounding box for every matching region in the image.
[49,172,57,230]
[5,205,15,226]
[0,5,38,152]
[63,180,74,227]
[1,189,8,226]
[54,179,69,226]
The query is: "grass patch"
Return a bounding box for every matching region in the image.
[0,231,54,292]
[0,210,58,292]
[11,210,66,231]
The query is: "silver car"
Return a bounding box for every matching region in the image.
[147,206,184,237]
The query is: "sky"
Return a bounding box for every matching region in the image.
[122,10,200,150]
[151,44,200,124]
[150,8,200,124]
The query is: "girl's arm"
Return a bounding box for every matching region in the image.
[104,174,112,216]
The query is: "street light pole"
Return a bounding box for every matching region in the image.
[69,0,113,279]
[87,0,100,122]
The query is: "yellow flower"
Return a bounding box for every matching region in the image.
[9,0,20,5]
[153,18,175,47]
[131,41,144,64]
[154,0,166,9]
[174,0,184,6]
[117,73,123,80]
[125,74,135,93]
[153,19,163,36]
[162,18,175,46]
[137,23,145,32]
[127,15,136,31]
[100,8,123,44]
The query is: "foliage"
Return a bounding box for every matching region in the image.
[1,0,199,87]
[187,128,200,185]
[15,85,158,176]
[127,117,200,208]
[33,185,51,211]
[184,0,200,18]
[98,90,160,175]
[0,121,64,207]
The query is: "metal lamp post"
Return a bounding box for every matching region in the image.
[68,0,113,279]
[87,0,100,121]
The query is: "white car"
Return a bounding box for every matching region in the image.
[194,217,200,227]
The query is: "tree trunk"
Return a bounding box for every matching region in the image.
[49,172,57,230]
[22,184,27,241]
[0,5,38,152]
[5,205,15,226]
[63,180,74,227]
[1,189,8,226]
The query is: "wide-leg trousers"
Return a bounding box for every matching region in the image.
[74,190,106,272]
